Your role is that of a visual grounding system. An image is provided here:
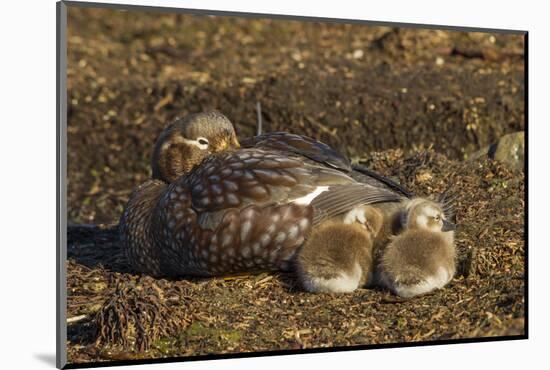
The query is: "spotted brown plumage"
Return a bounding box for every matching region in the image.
[156,184,313,277]
[120,111,408,277]
[187,149,358,212]
[241,132,412,197]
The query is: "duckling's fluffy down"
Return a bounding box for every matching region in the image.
[377,229,456,298]
[296,221,376,293]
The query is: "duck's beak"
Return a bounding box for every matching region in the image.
[229,134,241,149]
[211,134,241,153]
[442,219,456,232]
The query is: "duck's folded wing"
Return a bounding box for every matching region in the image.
[350,164,412,198]
[310,183,403,225]
[185,148,356,212]
[240,132,352,172]
[242,132,413,198]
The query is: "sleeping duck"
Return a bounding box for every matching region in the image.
[120,111,409,277]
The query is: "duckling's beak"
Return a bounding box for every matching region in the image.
[442,219,456,232]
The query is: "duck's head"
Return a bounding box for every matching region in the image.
[152,111,241,183]
[402,198,456,233]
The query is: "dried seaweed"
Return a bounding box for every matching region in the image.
[95,276,192,352]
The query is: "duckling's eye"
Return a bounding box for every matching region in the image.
[434,215,441,222]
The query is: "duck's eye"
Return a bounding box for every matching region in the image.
[434,215,441,221]
[195,137,209,149]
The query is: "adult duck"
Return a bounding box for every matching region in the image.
[120,111,409,277]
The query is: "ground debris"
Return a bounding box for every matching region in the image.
[66,148,524,363]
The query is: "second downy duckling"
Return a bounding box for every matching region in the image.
[377,198,456,298]
[296,205,383,293]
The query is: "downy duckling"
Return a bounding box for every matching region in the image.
[296,206,383,293]
[376,198,456,298]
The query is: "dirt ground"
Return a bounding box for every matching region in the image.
[65,6,525,365]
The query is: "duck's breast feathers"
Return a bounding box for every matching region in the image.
[240,132,352,172]
[119,179,168,276]
[120,179,168,229]
[183,148,356,212]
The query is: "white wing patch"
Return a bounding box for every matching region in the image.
[292,186,330,205]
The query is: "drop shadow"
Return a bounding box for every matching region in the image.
[33,353,56,367]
